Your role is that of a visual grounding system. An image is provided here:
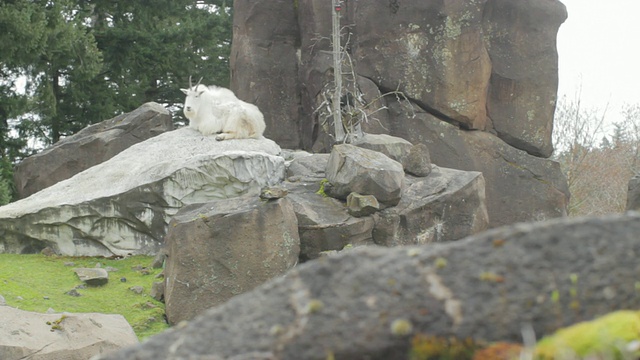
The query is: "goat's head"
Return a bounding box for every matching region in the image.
[180,76,205,118]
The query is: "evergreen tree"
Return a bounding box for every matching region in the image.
[85,0,232,124]
[0,0,232,203]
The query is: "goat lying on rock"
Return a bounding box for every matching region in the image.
[181,77,266,140]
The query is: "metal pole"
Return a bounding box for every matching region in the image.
[332,0,345,142]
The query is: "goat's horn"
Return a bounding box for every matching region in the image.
[189,75,193,89]
[195,77,203,88]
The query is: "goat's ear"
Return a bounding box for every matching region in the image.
[197,90,205,96]
[180,88,188,95]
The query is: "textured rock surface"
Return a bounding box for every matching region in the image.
[164,197,300,325]
[325,144,404,206]
[352,0,492,130]
[230,0,569,228]
[381,101,569,227]
[287,192,374,261]
[97,213,640,360]
[403,143,432,177]
[373,166,488,246]
[230,1,302,148]
[1,307,138,360]
[13,102,173,199]
[352,134,413,164]
[0,127,284,256]
[483,0,568,157]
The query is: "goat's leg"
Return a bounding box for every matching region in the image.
[215,131,238,141]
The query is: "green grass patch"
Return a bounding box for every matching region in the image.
[0,254,169,340]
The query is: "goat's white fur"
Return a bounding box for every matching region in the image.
[180,83,266,141]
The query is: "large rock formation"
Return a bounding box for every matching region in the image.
[230,0,569,228]
[96,213,640,360]
[13,102,173,199]
[0,306,138,360]
[0,128,284,256]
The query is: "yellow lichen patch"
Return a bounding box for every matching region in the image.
[305,299,324,314]
[472,342,522,360]
[390,318,413,336]
[434,257,448,269]
[534,310,640,359]
[478,271,505,283]
[409,334,480,360]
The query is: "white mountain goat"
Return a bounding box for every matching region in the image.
[181,77,266,141]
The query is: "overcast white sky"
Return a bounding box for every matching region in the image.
[557,0,640,130]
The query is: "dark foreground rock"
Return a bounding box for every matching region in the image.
[97,213,640,360]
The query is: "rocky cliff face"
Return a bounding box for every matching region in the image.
[230,0,569,227]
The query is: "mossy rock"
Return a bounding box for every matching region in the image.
[534,310,640,359]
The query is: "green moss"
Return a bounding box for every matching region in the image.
[316,178,330,197]
[0,254,168,340]
[535,310,640,359]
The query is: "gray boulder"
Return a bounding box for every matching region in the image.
[0,127,284,256]
[352,133,413,164]
[373,166,489,246]
[288,192,374,261]
[285,152,329,183]
[346,192,380,217]
[325,144,404,206]
[403,143,432,177]
[626,174,640,211]
[1,306,138,360]
[74,268,109,286]
[13,102,173,199]
[96,213,640,360]
[164,196,300,325]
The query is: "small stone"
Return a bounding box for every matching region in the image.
[95,263,102,268]
[120,277,127,282]
[260,186,289,200]
[74,268,109,286]
[64,262,75,267]
[0,294,6,306]
[43,296,50,300]
[347,192,380,217]
[151,249,167,269]
[129,286,144,295]
[150,281,165,302]
[41,247,56,256]
[65,289,82,297]
[403,143,432,177]
[46,308,56,314]
[16,296,23,301]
